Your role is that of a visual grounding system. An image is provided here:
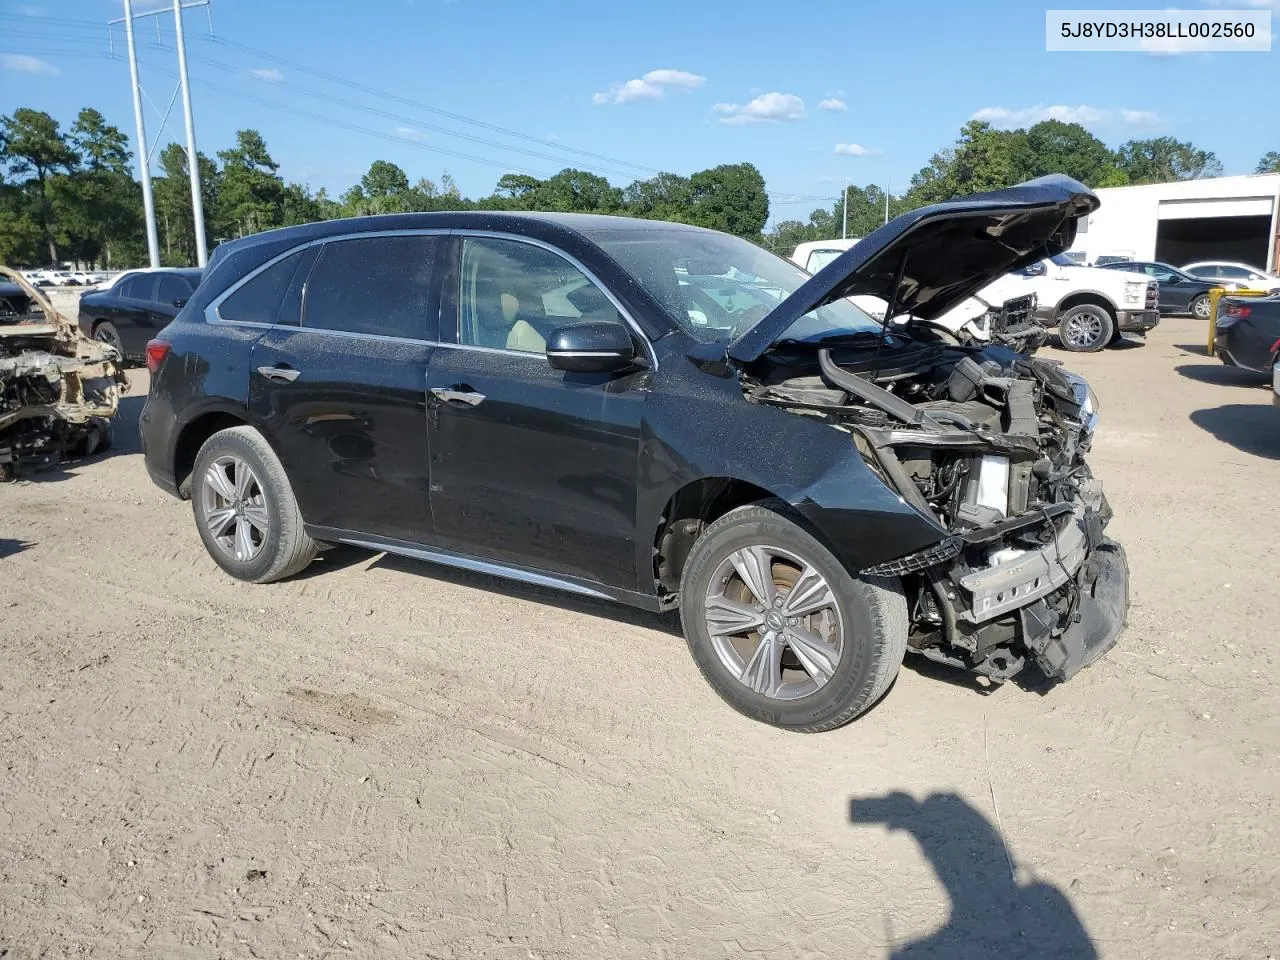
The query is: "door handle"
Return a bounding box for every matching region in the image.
[257,365,301,383]
[430,386,486,406]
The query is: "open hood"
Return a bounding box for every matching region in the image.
[727,174,1099,363]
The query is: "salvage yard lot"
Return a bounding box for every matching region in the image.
[2,317,1279,959]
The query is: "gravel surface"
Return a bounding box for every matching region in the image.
[2,315,1278,959]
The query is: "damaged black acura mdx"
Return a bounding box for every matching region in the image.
[141,174,1128,731]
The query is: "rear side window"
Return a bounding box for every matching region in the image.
[303,235,437,340]
[120,275,155,300]
[156,274,192,304]
[218,248,317,326]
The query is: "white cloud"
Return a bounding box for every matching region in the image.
[834,143,880,156]
[971,104,1164,129]
[247,67,283,82]
[818,98,848,112]
[714,92,806,125]
[17,5,46,15]
[0,54,59,75]
[393,126,428,142]
[593,68,706,105]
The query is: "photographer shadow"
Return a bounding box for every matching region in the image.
[849,791,1097,959]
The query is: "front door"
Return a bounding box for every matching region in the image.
[247,234,440,541]
[425,235,650,590]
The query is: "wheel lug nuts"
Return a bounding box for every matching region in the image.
[787,617,796,626]
[773,597,784,608]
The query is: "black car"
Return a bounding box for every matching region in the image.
[1214,294,1280,372]
[1097,260,1219,319]
[78,267,202,361]
[140,175,1128,731]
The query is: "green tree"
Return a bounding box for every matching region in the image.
[216,129,285,237]
[623,172,694,222]
[0,108,78,262]
[154,143,219,264]
[70,107,130,174]
[1115,137,1224,184]
[686,163,769,238]
[1256,151,1280,174]
[1022,120,1126,187]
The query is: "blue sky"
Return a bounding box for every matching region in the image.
[1,0,1277,223]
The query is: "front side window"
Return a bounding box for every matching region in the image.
[597,228,879,344]
[304,235,436,339]
[456,237,619,354]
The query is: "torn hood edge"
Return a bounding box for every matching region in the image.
[727,174,1100,364]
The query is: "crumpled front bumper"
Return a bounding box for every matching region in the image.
[951,483,1128,681]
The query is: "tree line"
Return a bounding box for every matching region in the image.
[1,105,1276,269]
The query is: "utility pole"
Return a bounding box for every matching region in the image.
[121,0,160,268]
[842,179,848,240]
[172,0,207,266]
[884,182,890,225]
[111,0,211,269]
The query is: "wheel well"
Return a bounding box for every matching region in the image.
[173,411,250,498]
[653,478,775,596]
[1056,293,1116,322]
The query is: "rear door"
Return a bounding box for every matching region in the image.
[423,234,650,589]
[246,233,440,541]
[112,273,158,355]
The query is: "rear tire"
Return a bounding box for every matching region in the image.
[191,426,318,583]
[93,320,126,362]
[678,499,907,732]
[1058,304,1114,353]
[1190,294,1211,320]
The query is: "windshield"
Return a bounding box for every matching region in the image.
[1050,253,1080,267]
[596,228,880,344]
[806,249,846,272]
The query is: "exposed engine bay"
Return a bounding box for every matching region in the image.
[0,266,128,479]
[742,335,1127,684]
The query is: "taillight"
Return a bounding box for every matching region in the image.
[145,339,170,374]
[1223,304,1252,319]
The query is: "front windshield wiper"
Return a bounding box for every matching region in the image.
[775,330,896,348]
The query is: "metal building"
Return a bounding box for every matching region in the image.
[1069,173,1280,271]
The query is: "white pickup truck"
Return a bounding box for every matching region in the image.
[791,243,1159,353]
[978,253,1160,352]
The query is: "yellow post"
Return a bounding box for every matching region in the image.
[1207,287,1224,355]
[1209,287,1273,357]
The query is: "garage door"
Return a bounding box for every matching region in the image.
[1158,196,1275,220]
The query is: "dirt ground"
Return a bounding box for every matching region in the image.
[2,314,1278,959]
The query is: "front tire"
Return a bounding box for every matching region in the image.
[191,426,318,583]
[679,500,907,732]
[1058,304,1114,352]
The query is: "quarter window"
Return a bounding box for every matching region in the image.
[303,235,436,339]
[121,275,155,300]
[219,249,314,326]
[456,237,619,354]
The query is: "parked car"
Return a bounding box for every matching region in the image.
[1182,261,1280,293]
[1096,260,1237,318]
[790,238,860,273]
[1214,294,1280,373]
[977,253,1159,352]
[77,267,202,361]
[1093,254,1134,266]
[140,175,1127,731]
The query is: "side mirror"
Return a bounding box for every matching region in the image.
[1019,261,1047,277]
[546,320,637,373]
[172,298,189,308]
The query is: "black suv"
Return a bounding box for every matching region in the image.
[141,175,1128,731]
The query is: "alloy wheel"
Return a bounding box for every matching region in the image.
[198,455,270,563]
[1193,297,1210,319]
[1062,312,1104,349]
[703,545,845,701]
[95,325,124,357]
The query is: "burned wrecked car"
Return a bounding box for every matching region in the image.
[1,266,128,478]
[140,174,1126,731]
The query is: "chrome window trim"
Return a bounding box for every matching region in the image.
[201,225,657,367]
[450,230,658,370]
[204,228,450,335]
